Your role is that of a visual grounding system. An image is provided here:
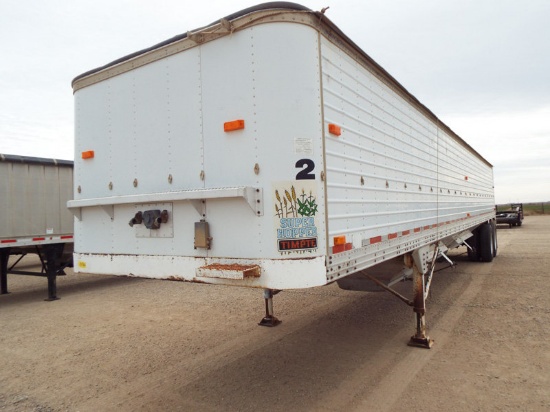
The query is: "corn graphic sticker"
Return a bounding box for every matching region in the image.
[273,181,318,253]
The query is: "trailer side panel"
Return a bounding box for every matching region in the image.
[320,36,494,281]
[0,157,73,240]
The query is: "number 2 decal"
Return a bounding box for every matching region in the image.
[295,159,315,180]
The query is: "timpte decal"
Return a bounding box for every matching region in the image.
[273,181,318,254]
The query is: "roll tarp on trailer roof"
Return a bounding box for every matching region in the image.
[71,2,311,86]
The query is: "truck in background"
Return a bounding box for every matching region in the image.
[496,203,524,227]
[0,154,74,300]
[69,2,496,347]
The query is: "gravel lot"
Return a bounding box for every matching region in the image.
[1,216,549,411]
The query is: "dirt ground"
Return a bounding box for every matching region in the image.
[1,216,549,411]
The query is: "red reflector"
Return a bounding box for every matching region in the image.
[332,244,346,254]
[370,236,382,244]
[1,239,17,244]
[333,242,353,254]
[33,237,46,241]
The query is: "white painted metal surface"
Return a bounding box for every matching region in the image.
[71,5,495,289]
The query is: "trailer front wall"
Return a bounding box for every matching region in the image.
[320,36,494,279]
[73,22,329,288]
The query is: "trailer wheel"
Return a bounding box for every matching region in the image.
[467,230,480,261]
[479,223,494,262]
[491,220,498,258]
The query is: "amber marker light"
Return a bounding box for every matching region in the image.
[328,123,342,136]
[224,119,245,132]
[81,150,95,159]
[333,235,346,246]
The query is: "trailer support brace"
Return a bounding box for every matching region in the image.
[258,289,281,327]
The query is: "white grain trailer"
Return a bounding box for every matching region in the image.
[0,154,74,300]
[69,2,496,347]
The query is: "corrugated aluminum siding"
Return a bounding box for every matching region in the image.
[0,159,73,238]
[321,36,494,245]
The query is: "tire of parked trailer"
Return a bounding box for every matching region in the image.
[479,223,494,262]
[491,220,498,258]
[467,229,480,262]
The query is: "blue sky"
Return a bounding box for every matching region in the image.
[1,0,549,203]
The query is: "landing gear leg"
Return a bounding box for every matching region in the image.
[406,253,433,349]
[258,289,281,327]
[1,248,10,295]
[43,244,64,301]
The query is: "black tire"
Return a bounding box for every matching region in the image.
[479,223,494,262]
[492,220,498,258]
[467,230,480,261]
[517,221,522,227]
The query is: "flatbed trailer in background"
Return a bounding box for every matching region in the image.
[69,2,496,347]
[0,154,74,300]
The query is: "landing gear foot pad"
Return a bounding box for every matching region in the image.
[258,316,281,327]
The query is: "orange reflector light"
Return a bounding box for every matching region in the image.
[328,123,341,136]
[464,176,469,180]
[81,150,94,159]
[334,235,346,246]
[224,119,245,132]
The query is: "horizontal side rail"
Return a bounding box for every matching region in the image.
[67,186,263,220]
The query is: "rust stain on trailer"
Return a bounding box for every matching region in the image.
[197,263,261,279]
[167,276,185,282]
